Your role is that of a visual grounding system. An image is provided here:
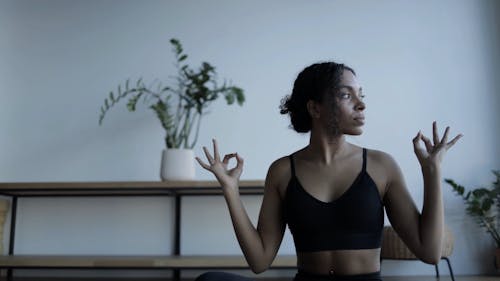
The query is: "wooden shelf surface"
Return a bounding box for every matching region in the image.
[0,180,265,196]
[0,255,296,269]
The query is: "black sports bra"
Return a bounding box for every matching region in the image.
[283,148,384,252]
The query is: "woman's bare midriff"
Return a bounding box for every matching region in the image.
[296,248,381,275]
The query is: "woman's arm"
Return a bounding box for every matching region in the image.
[383,122,462,264]
[196,139,286,273]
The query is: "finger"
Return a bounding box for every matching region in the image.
[203,146,215,164]
[412,131,420,150]
[441,126,450,145]
[213,139,220,161]
[413,131,426,152]
[421,134,433,152]
[447,134,463,148]
[195,157,211,170]
[235,153,244,170]
[412,130,421,143]
[223,153,237,165]
[433,121,439,145]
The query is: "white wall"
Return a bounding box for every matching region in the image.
[1,0,499,278]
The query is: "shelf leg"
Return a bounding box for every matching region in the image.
[7,196,18,281]
[173,194,181,281]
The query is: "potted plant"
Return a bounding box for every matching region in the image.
[99,38,245,180]
[445,170,500,270]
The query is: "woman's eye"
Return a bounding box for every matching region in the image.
[359,94,366,99]
[340,93,351,99]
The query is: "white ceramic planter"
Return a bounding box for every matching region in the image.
[160,149,195,181]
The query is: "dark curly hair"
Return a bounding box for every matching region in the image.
[279,61,356,133]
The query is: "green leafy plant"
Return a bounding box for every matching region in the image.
[99,38,245,149]
[445,170,500,247]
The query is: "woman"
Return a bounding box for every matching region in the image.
[195,62,462,281]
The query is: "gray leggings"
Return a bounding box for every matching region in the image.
[195,270,382,281]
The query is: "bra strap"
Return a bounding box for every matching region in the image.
[289,154,296,177]
[362,148,367,172]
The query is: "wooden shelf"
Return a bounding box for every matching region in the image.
[0,180,265,196]
[0,255,296,269]
[0,180,280,279]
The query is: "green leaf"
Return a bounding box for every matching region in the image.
[225,93,235,104]
[126,93,143,111]
[234,87,245,105]
[473,188,489,198]
[482,198,494,211]
[170,38,182,55]
[458,186,464,195]
[150,100,175,132]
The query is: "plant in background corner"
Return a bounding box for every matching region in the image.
[445,170,500,247]
[98,38,245,149]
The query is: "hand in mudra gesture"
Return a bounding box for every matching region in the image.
[413,121,463,168]
[196,139,244,192]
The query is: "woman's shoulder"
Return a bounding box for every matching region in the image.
[365,147,398,166]
[363,148,402,195]
[265,151,301,196]
[267,155,292,182]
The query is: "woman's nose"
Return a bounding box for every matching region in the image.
[356,100,366,111]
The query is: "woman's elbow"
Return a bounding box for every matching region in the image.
[419,252,441,265]
[248,259,272,274]
[250,264,268,274]
[411,244,441,265]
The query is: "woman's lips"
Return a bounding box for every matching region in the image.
[354,116,365,125]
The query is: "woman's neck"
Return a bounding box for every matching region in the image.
[305,129,349,165]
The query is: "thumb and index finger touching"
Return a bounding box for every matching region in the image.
[195,139,243,171]
[413,121,463,153]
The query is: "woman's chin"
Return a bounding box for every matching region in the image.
[345,128,363,136]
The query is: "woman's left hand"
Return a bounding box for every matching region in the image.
[413,121,462,168]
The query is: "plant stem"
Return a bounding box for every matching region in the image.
[480,217,500,245]
[189,113,202,149]
[183,108,200,149]
[181,109,192,148]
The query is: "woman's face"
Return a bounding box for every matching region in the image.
[321,69,366,136]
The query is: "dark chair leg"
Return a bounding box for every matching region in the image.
[382,257,454,281]
[443,257,455,281]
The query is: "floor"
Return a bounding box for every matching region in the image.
[4,276,498,281]
[382,277,499,281]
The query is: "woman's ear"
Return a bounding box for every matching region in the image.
[307,100,321,119]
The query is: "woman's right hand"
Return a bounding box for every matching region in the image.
[195,139,244,192]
